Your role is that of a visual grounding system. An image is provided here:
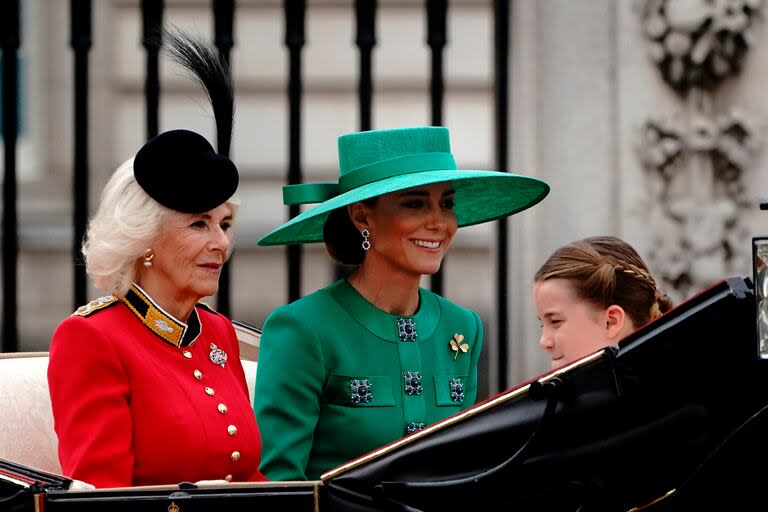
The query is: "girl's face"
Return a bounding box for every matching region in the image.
[533,278,628,369]
[354,182,458,278]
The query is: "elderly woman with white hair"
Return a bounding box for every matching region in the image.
[47,33,265,488]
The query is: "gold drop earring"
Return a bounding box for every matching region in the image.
[143,248,155,268]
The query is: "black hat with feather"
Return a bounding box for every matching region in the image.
[133,29,238,214]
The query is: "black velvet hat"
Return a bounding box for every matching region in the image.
[134,130,238,213]
[133,30,237,214]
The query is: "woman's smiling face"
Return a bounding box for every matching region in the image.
[355,182,458,277]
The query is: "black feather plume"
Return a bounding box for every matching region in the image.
[163,28,235,157]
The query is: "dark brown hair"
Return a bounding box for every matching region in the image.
[534,236,673,327]
[323,198,377,265]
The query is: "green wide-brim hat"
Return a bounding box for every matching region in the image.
[258,126,549,246]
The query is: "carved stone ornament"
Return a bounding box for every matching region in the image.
[638,109,758,185]
[637,108,758,300]
[636,0,764,301]
[638,0,763,93]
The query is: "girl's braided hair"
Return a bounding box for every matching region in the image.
[534,236,673,327]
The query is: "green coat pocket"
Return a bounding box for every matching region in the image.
[434,374,468,406]
[326,374,395,407]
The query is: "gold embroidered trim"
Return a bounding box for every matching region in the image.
[121,285,186,347]
[72,295,119,317]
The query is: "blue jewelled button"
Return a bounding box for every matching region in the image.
[449,378,465,403]
[396,318,418,343]
[350,379,373,404]
[405,421,426,434]
[403,371,423,395]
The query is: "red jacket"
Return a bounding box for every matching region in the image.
[48,285,265,487]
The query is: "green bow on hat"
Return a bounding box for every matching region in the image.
[258,126,549,246]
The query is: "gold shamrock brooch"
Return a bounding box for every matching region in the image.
[449,333,469,360]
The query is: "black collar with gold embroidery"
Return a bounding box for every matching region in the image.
[121,284,201,348]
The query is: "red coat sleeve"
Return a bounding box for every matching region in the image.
[48,317,135,487]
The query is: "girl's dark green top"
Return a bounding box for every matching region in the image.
[253,279,483,480]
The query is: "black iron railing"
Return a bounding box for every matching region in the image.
[494,0,510,390]
[142,0,163,141]
[355,0,376,133]
[213,0,235,316]
[1,0,20,353]
[285,0,305,303]
[427,0,447,296]
[70,0,92,311]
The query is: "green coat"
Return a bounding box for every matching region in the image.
[253,279,483,481]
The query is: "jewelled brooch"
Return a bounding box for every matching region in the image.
[449,333,469,360]
[449,378,465,403]
[397,317,417,342]
[209,343,228,368]
[350,379,373,404]
[403,371,423,395]
[406,421,426,435]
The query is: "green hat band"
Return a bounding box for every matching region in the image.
[283,182,339,205]
[283,151,456,206]
[340,151,456,192]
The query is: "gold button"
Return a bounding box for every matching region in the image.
[231,451,240,461]
[227,425,238,436]
[217,403,228,414]
[205,387,215,396]
[182,350,193,359]
[193,369,203,380]
[225,474,233,482]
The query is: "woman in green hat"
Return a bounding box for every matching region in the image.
[253,126,549,481]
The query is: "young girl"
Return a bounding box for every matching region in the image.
[533,236,673,369]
